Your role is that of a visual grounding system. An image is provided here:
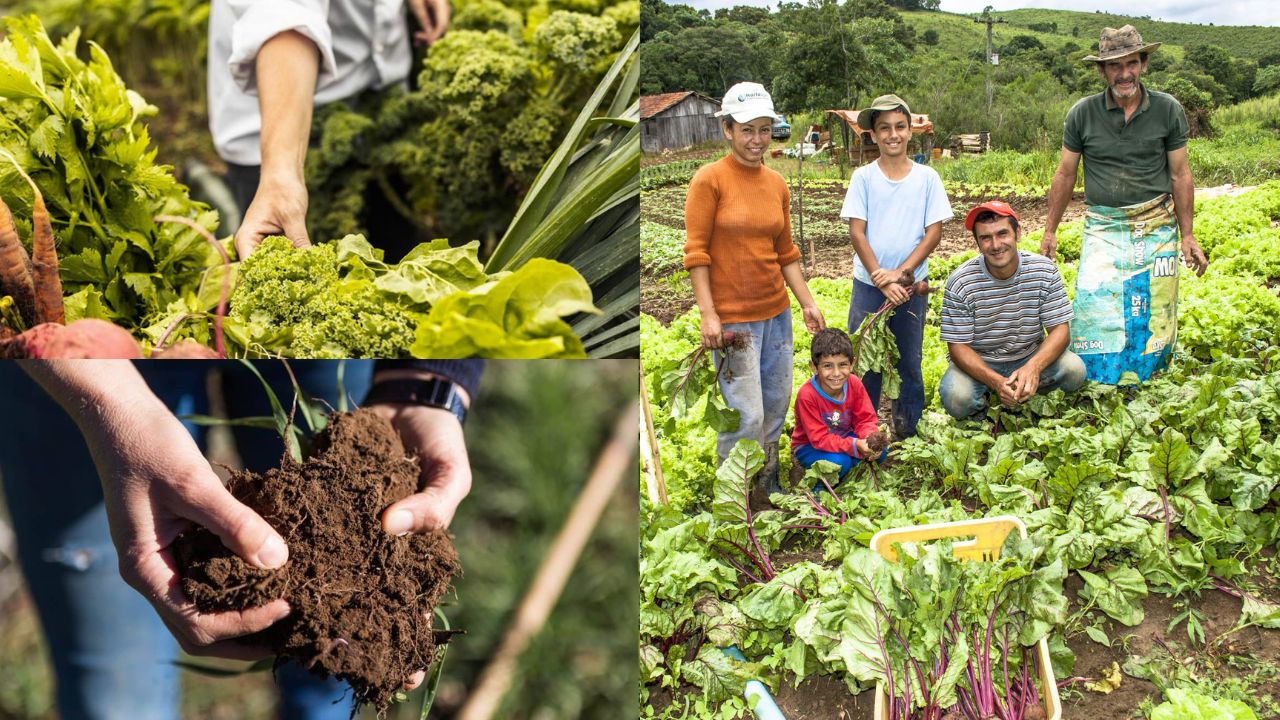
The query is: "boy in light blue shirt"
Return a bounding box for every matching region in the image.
[840,93,953,438]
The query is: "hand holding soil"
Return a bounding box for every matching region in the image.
[371,403,472,532]
[25,361,292,659]
[174,408,461,713]
[100,412,292,659]
[863,427,891,455]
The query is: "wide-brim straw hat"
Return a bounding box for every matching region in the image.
[1082,24,1161,62]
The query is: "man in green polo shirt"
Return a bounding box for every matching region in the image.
[1038,25,1208,385]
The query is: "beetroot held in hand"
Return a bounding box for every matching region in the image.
[173,408,461,712]
[720,329,749,349]
[864,429,891,454]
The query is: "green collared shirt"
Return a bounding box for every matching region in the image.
[1062,85,1189,208]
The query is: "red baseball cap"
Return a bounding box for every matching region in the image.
[965,200,1020,231]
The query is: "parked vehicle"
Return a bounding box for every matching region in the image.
[772,115,791,140]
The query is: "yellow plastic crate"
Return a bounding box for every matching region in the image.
[868,515,1062,720]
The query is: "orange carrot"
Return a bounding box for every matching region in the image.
[0,195,38,329]
[29,191,64,325]
[2,155,65,325]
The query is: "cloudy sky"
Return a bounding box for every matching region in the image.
[669,0,1280,27]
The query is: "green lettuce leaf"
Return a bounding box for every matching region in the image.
[1150,688,1257,720]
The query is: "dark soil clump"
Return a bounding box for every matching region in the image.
[174,408,461,713]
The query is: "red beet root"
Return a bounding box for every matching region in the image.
[0,319,143,359]
[864,430,891,454]
[721,330,748,349]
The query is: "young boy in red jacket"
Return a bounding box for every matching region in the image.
[791,328,887,479]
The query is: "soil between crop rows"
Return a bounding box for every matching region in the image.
[640,177,1089,325]
[174,408,460,714]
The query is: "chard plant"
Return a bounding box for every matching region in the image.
[651,330,747,435]
[710,440,782,586]
[841,535,1067,720]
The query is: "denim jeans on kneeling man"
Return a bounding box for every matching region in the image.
[939,350,1087,420]
[714,309,794,493]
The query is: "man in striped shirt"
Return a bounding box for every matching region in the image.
[939,201,1087,419]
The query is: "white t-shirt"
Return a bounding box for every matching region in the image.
[208,0,413,165]
[839,160,953,286]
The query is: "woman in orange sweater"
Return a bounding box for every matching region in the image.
[683,81,825,495]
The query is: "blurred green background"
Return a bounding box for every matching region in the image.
[0,360,639,719]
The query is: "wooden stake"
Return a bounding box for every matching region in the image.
[456,402,639,720]
[639,368,667,505]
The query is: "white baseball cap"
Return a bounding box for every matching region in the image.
[715,82,782,123]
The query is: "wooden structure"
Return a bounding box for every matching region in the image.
[640,91,722,152]
[951,131,992,154]
[824,109,935,172]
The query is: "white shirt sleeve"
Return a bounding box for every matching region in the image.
[226,0,339,95]
[840,169,868,222]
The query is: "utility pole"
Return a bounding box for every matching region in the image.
[974,10,1006,115]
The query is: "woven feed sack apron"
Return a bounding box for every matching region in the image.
[1069,194,1179,384]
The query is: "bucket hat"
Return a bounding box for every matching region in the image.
[715,82,782,123]
[1082,25,1161,62]
[856,94,912,132]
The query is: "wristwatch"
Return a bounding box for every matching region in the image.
[364,378,468,425]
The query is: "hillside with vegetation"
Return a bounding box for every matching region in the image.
[642,0,1280,152]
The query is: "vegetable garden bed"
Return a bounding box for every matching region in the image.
[640,182,1280,719]
[0,6,639,359]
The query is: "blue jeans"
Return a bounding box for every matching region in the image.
[794,443,890,480]
[939,350,1088,419]
[0,362,372,720]
[847,280,927,438]
[714,310,794,491]
[794,444,857,478]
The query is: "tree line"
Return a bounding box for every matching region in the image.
[640,0,1280,151]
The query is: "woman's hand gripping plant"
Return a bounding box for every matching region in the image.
[652,330,748,435]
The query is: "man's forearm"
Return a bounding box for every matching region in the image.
[256,31,320,178]
[21,361,171,478]
[22,361,164,426]
[1027,324,1070,372]
[948,342,1003,390]
[1171,170,1195,238]
[1044,168,1075,235]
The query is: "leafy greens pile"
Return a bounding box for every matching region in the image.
[305,0,638,246]
[0,15,220,335]
[228,235,596,358]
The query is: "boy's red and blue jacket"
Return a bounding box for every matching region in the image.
[790,376,879,457]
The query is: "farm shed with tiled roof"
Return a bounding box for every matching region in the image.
[641,91,722,152]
